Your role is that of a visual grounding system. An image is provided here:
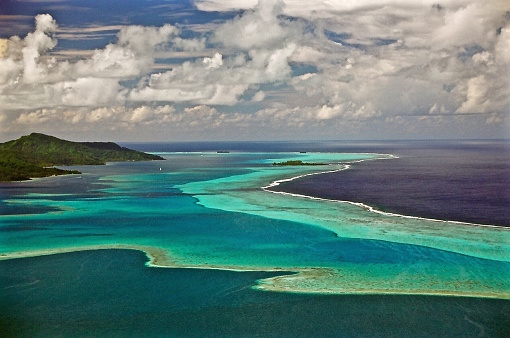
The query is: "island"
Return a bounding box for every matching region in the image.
[0,133,164,181]
[272,160,326,166]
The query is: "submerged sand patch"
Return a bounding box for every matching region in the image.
[2,151,509,300]
[2,245,509,300]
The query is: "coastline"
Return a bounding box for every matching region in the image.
[177,152,509,262]
[0,245,171,266]
[2,151,509,300]
[0,244,288,272]
[262,166,510,230]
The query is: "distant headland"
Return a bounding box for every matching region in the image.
[0,133,164,181]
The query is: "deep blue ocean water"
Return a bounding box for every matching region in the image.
[1,249,509,337]
[265,140,510,226]
[128,139,510,225]
[1,140,509,337]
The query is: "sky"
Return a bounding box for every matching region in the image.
[0,0,509,142]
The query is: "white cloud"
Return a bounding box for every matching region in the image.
[130,106,153,123]
[86,107,118,123]
[127,1,302,106]
[203,53,223,69]
[0,15,199,113]
[74,44,144,78]
[16,108,55,124]
[251,90,265,102]
[0,38,9,57]
[0,57,22,84]
[213,0,290,50]
[172,37,206,52]
[59,78,124,106]
[74,24,179,79]
[431,3,504,50]
[21,14,58,84]
[34,13,57,32]
[117,24,177,53]
[195,0,257,12]
[316,105,343,120]
[205,84,249,105]
[1,1,509,140]
[495,26,510,65]
[130,42,297,105]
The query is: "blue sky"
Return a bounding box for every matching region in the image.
[0,0,509,141]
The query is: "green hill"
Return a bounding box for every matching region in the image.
[0,133,164,181]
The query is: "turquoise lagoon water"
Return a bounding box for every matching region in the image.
[2,249,509,337]
[1,150,509,336]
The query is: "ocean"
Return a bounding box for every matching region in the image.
[1,140,509,337]
[268,140,510,227]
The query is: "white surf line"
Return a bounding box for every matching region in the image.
[262,153,398,188]
[261,157,509,230]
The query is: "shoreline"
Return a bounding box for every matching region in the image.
[1,245,509,300]
[0,245,289,273]
[262,160,509,230]
[179,152,510,262]
[2,151,509,301]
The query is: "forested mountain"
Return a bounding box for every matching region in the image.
[0,133,163,181]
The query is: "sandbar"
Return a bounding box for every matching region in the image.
[1,245,509,300]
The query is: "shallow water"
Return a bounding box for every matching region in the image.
[1,250,509,337]
[1,142,509,335]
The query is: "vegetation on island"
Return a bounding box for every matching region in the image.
[0,133,164,181]
[272,160,326,166]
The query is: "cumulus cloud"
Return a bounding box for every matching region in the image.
[431,3,503,50]
[251,90,265,102]
[0,15,194,113]
[16,108,55,124]
[129,1,301,106]
[60,78,124,106]
[0,56,21,84]
[1,0,509,140]
[130,44,297,105]
[495,26,510,66]
[117,25,177,52]
[74,24,179,79]
[199,0,510,123]
[0,39,8,57]
[0,6,302,115]
[213,0,289,50]
[203,53,223,69]
[21,14,58,84]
